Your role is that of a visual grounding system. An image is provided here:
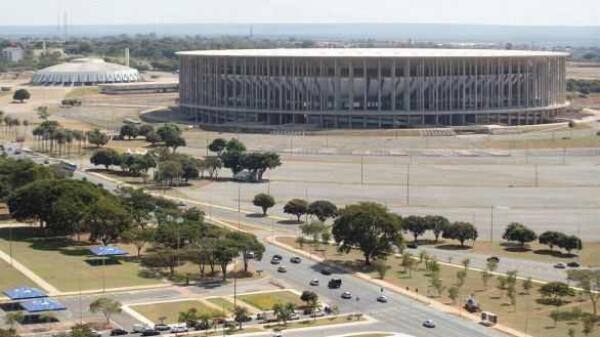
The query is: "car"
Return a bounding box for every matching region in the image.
[567,261,580,268]
[422,319,436,328]
[289,312,301,320]
[270,258,281,265]
[272,333,283,337]
[341,291,352,299]
[272,254,283,260]
[376,295,388,303]
[407,242,418,249]
[290,256,302,264]
[487,256,500,263]
[245,251,255,259]
[309,279,320,286]
[153,324,169,332]
[328,278,342,289]
[91,330,102,337]
[277,266,287,273]
[141,330,160,337]
[554,262,567,269]
[169,324,188,333]
[110,329,128,336]
[310,309,326,318]
[320,268,332,275]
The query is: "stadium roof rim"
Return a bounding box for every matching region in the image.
[176,48,569,58]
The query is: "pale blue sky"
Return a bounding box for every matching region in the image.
[1,0,599,26]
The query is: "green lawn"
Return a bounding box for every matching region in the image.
[205,297,235,314]
[0,258,37,291]
[132,300,223,324]
[0,227,162,292]
[238,291,303,311]
[266,315,364,330]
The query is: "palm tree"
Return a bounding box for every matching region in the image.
[272,302,295,326]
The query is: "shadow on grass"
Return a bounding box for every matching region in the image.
[435,244,472,251]
[277,219,302,225]
[532,249,577,259]
[246,213,266,218]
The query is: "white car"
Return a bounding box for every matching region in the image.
[341,291,352,299]
[554,262,567,269]
[377,295,388,303]
[423,319,436,328]
[309,279,320,286]
[169,323,188,333]
[132,324,150,333]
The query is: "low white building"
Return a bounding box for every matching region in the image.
[1,47,24,63]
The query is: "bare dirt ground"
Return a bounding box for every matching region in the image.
[567,61,600,80]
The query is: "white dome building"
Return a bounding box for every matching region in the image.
[31,58,140,86]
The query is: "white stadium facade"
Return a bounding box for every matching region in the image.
[31,58,140,86]
[178,48,569,128]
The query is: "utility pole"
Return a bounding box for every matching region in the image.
[360,156,364,185]
[490,206,494,243]
[406,163,411,206]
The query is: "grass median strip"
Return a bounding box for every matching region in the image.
[238,290,303,311]
[131,300,223,324]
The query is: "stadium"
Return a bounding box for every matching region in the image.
[177,48,568,128]
[31,58,140,86]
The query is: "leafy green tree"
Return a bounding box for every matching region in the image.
[502,222,537,248]
[400,252,415,277]
[221,151,245,175]
[448,286,460,304]
[272,302,295,326]
[300,291,319,314]
[373,259,391,279]
[567,270,600,315]
[157,124,185,152]
[156,160,183,186]
[442,222,478,247]
[424,215,450,243]
[226,231,265,273]
[119,124,140,140]
[559,235,583,254]
[119,153,156,177]
[145,131,161,146]
[90,148,121,170]
[138,124,154,137]
[239,152,281,181]
[283,198,309,222]
[332,202,403,265]
[69,324,99,337]
[178,308,198,328]
[307,200,338,222]
[539,231,566,251]
[233,306,249,329]
[214,239,240,281]
[226,138,246,153]
[208,138,227,156]
[142,248,181,276]
[13,89,30,103]
[86,195,132,244]
[481,270,493,289]
[252,193,275,215]
[523,277,533,294]
[117,187,156,228]
[89,298,122,325]
[87,129,110,148]
[200,157,221,179]
[539,282,575,305]
[121,227,155,257]
[403,215,428,243]
[300,221,326,244]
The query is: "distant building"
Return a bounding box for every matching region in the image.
[31,58,140,86]
[32,48,65,59]
[1,47,24,63]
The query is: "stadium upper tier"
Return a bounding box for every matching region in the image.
[31,58,140,86]
[177,48,569,129]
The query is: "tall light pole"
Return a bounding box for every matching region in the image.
[360,156,364,185]
[406,163,411,206]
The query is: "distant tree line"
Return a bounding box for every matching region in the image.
[567,79,600,95]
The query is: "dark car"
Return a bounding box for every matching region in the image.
[110,329,128,336]
[567,261,580,268]
[154,324,169,332]
[141,330,160,337]
[290,256,302,264]
[328,278,342,289]
[407,242,418,249]
[321,268,332,276]
[272,254,283,260]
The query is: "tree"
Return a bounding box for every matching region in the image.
[559,235,583,254]
[300,291,319,314]
[208,138,227,156]
[456,270,467,288]
[156,160,183,186]
[119,124,140,140]
[502,222,537,248]
[90,148,120,170]
[461,258,470,272]
[240,152,281,181]
[13,89,30,103]
[523,277,533,294]
[442,222,478,247]
[424,215,450,243]
[252,193,275,215]
[402,215,428,243]
[429,271,445,297]
[332,202,403,265]
[373,259,391,279]
[178,308,198,328]
[166,136,186,153]
[89,298,122,325]
[36,106,50,120]
[138,124,154,137]
[307,200,338,222]
[568,270,600,316]
[400,252,415,277]
[200,157,221,179]
[214,239,240,281]
[300,221,326,244]
[145,131,161,146]
[142,248,181,276]
[539,231,566,251]
[283,199,308,222]
[4,312,23,328]
[87,129,110,148]
[272,302,295,326]
[481,270,492,289]
[121,228,155,257]
[539,282,575,305]
[226,138,246,153]
[233,306,250,329]
[226,231,265,273]
[448,286,460,304]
